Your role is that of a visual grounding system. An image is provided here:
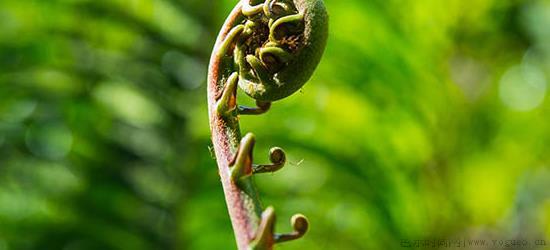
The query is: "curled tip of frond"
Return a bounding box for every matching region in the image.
[290,214,309,235]
[253,147,286,174]
[274,213,309,243]
[269,147,286,165]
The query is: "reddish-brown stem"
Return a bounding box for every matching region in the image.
[207,3,265,249]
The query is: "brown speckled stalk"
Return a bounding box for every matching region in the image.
[207,3,264,249]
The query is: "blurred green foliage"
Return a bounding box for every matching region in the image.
[1,0,550,249]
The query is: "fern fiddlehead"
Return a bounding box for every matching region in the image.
[207,0,327,249]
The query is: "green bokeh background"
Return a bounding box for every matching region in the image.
[1,0,550,249]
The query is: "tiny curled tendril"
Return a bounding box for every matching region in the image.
[208,0,327,249]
